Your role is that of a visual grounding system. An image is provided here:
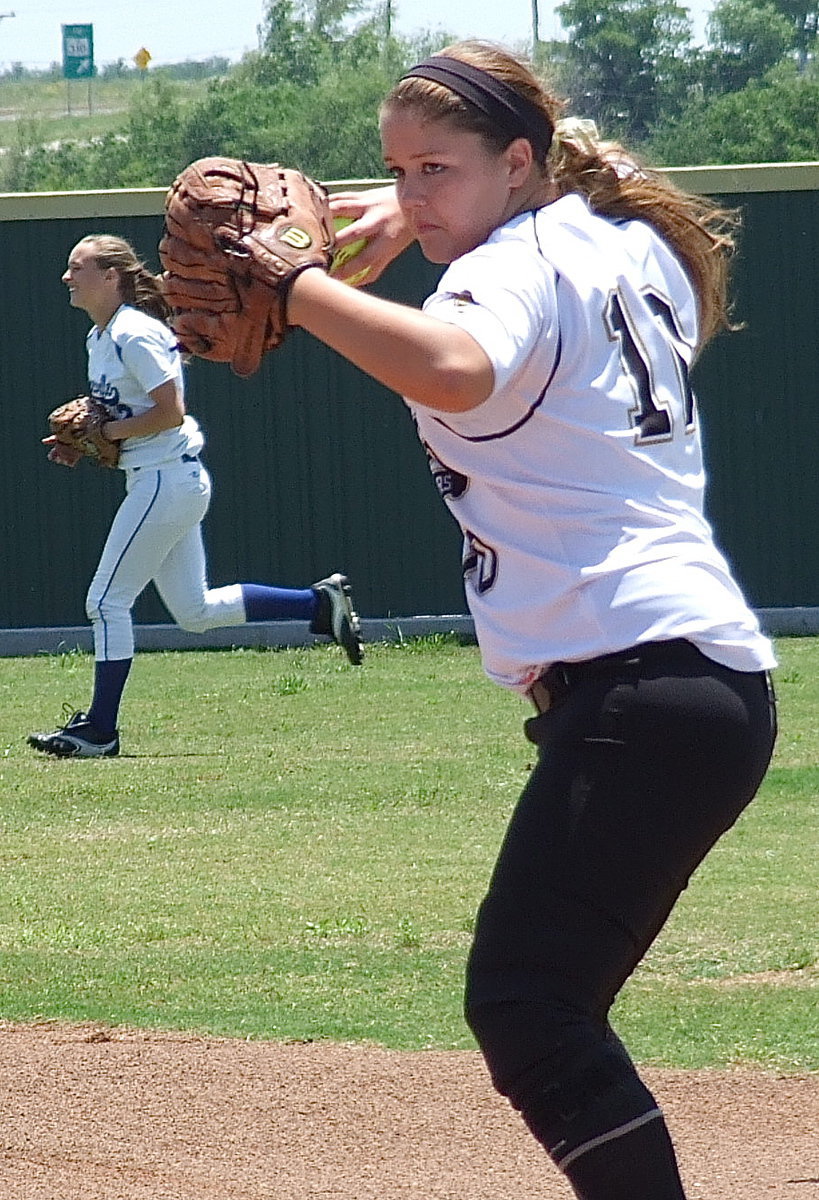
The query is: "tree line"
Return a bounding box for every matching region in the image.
[1,0,818,192]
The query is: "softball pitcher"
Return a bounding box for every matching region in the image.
[28,234,362,759]
[283,41,777,1200]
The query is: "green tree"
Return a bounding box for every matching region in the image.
[256,0,327,85]
[123,76,188,184]
[646,62,819,163]
[255,0,367,84]
[0,0,456,191]
[556,0,695,139]
[177,0,429,177]
[0,76,188,191]
[179,16,398,176]
[0,126,136,191]
[766,0,819,61]
[101,58,129,80]
[700,0,796,94]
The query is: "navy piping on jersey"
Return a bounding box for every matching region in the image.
[430,213,563,443]
[91,469,163,659]
[431,323,562,443]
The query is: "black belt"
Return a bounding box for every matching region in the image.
[132,454,200,472]
[526,639,695,714]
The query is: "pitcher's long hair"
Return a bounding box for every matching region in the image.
[385,41,737,348]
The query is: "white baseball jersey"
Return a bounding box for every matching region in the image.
[87,303,203,468]
[84,303,244,661]
[408,193,776,691]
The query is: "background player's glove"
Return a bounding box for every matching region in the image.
[159,157,336,377]
[47,396,120,468]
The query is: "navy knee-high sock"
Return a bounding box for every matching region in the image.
[87,658,132,735]
[241,584,318,622]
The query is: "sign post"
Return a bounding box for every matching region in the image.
[134,46,152,81]
[62,23,94,114]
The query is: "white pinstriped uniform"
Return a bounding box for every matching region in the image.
[86,303,246,661]
[408,194,776,692]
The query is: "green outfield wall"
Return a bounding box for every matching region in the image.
[1,164,818,641]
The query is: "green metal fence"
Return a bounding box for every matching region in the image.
[2,164,818,638]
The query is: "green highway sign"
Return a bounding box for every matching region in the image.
[62,24,94,79]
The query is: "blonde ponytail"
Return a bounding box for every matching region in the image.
[78,235,173,326]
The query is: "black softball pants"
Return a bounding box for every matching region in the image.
[464,639,777,1200]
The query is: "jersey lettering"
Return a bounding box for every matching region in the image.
[605,287,696,443]
[463,531,498,594]
[645,291,696,432]
[422,441,469,499]
[90,375,120,405]
[90,376,134,419]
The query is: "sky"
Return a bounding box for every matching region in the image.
[0,0,712,73]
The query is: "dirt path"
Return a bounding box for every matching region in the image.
[0,1025,815,1199]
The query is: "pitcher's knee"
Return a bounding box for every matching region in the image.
[466,993,659,1174]
[465,993,576,1098]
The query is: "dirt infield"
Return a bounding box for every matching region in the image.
[0,1024,815,1199]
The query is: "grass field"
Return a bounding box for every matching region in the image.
[0,635,815,1070]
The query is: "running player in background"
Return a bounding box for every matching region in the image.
[285,40,777,1200]
[28,234,362,760]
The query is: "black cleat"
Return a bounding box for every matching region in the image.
[28,710,120,758]
[310,573,363,665]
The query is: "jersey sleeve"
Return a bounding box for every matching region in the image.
[114,321,182,396]
[422,240,560,399]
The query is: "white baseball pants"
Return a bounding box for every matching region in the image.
[86,458,246,661]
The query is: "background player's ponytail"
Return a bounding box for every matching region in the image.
[77,235,173,326]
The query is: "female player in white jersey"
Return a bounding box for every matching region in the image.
[282,40,777,1200]
[28,234,362,759]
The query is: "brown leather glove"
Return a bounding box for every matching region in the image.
[47,396,120,468]
[159,157,335,377]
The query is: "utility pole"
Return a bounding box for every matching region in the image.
[531,0,540,47]
[0,10,15,75]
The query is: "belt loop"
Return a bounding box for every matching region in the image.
[528,677,553,713]
[527,663,572,714]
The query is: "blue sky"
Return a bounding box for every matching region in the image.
[0,0,712,72]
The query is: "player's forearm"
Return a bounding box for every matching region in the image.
[288,269,493,412]
[104,381,185,441]
[105,412,183,441]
